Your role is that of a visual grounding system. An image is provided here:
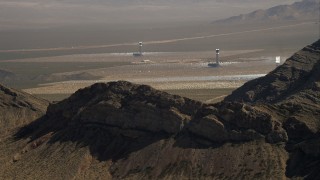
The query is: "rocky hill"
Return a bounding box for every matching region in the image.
[0,81,290,179]
[225,39,320,179]
[225,39,320,104]
[0,40,319,179]
[0,83,48,134]
[213,0,320,24]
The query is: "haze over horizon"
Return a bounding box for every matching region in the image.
[0,0,300,30]
[0,0,317,56]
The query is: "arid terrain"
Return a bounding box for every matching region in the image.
[0,24,316,100]
[0,49,285,102]
[0,39,319,179]
[0,13,318,102]
[0,0,319,179]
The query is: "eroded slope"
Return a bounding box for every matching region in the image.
[1,40,320,179]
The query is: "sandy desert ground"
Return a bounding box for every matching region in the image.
[0,20,317,102]
[19,49,285,102]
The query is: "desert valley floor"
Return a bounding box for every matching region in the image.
[1,49,295,103]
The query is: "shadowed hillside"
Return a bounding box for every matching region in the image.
[1,81,289,179]
[0,84,48,134]
[0,40,319,179]
[225,39,320,179]
[225,39,320,104]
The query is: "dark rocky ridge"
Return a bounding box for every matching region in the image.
[225,39,320,141]
[22,81,288,146]
[3,81,290,179]
[27,82,203,142]
[225,39,320,179]
[225,39,320,104]
[0,40,319,179]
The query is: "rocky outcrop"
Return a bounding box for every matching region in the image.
[225,39,320,179]
[225,39,320,104]
[2,81,290,179]
[0,40,319,179]
[43,81,202,135]
[20,81,288,146]
[187,102,287,144]
[224,39,320,143]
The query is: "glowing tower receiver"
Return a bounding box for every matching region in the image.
[208,48,221,67]
[216,49,220,64]
[139,42,143,55]
[276,56,281,66]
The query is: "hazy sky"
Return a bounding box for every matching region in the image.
[0,0,299,30]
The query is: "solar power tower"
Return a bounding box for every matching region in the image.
[216,49,220,64]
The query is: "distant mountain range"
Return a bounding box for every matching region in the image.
[213,0,320,24]
[0,0,298,29]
